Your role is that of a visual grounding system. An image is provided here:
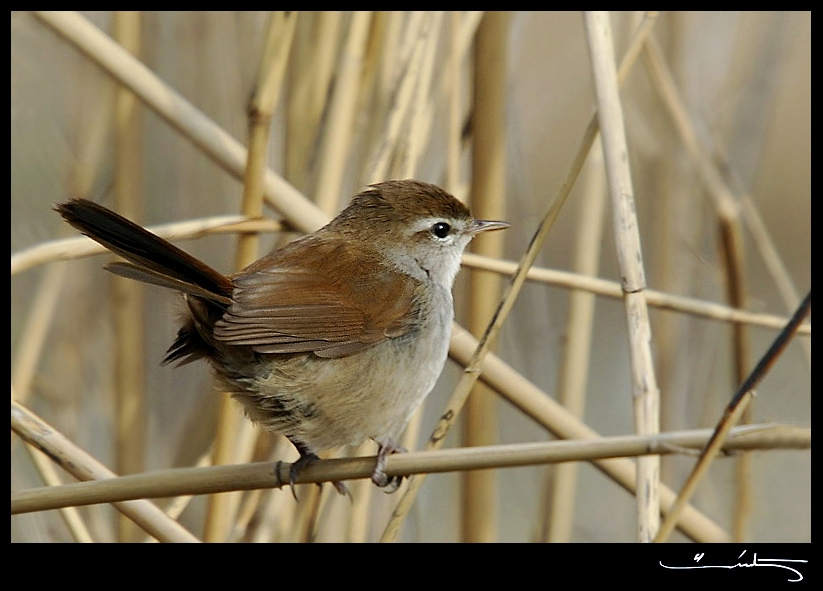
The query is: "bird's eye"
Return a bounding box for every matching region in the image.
[431,222,451,238]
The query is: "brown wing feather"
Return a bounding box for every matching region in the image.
[214,235,421,358]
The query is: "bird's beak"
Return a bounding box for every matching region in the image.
[469,219,510,234]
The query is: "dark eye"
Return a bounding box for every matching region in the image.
[431,222,451,238]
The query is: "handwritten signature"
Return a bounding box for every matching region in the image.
[660,551,807,583]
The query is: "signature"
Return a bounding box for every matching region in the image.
[660,551,807,583]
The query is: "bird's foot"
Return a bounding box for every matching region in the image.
[372,439,406,493]
[283,438,350,499]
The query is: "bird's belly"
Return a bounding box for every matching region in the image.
[228,291,453,453]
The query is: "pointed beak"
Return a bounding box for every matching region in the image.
[468,219,510,234]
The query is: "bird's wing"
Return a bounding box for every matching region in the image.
[214,236,421,359]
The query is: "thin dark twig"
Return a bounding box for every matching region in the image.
[728,290,811,409]
[655,290,810,541]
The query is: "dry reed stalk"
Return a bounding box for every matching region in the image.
[347,442,376,542]
[31,11,329,233]
[584,11,661,542]
[11,47,120,400]
[12,397,199,542]
[286,12,343,190]
[112,11,145,542]
[368,13,482,187]
[11,265,67,403]
[718,216,754,541]
[11,216,282,275]
[643,35,809,361]
[11,13,123,537]
[542,137,608,542]
[398,12,444,179]
[12,14,129,542]
[448,328,727,542]
[461,253,810,335]
[13,422,808,516]
[205,10,298,544]
[205,419,243,541]
[366,14,431,183]
[247,439,299,542]
[642,29,808,542]
[549,25,662,549]
[237,11,297,264]
[462,11,510,543]
[314,12,371,212]
[25,445,93,542]
[445,12,462,193]
[739,194,809,354]
[426,11,484,189]
[14,306,93,541]
[144,449,211,536]
[732,427,754,540]
[358,13,388,120]
[655,291,810,542]
[372,12,403,124]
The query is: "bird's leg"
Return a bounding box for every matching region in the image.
[283,437,349,499]
[372,438,406,493]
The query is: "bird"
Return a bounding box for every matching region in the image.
[56,180,509,496]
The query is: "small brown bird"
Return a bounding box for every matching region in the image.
[57,180,508,495]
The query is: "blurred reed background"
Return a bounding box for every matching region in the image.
[11,11,810,542]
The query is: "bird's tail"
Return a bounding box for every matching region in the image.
[56,199,234,365]
[56,198,233,305]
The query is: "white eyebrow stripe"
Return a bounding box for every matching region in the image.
[408,217,460,234]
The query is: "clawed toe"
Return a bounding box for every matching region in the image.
[371,439,406,493]
[284,438,350,499]
[371,469,404,492]
[285,451,318,500]
[281,438,407,497]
